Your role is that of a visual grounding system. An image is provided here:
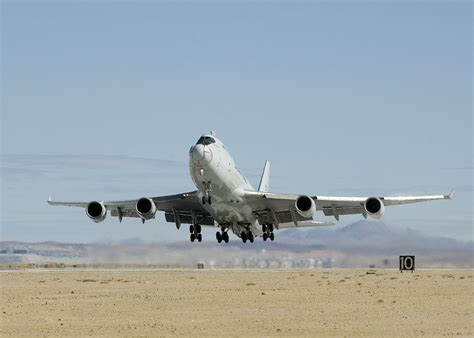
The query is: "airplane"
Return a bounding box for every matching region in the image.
[48,131,453,244]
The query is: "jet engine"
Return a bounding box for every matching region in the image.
[86,201,107,223]
[364,197,385,219]
[295,195,316,218]
[136,197,157,220]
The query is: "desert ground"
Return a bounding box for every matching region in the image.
[1,269,472,337]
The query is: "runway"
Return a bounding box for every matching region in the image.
[1,269,472,336]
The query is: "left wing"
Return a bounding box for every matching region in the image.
[244,190,453,225]
[48,191,215,227]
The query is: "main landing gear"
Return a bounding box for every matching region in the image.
[241,231,254,244]
[189,224,202,242]
[216,230,229,243]
[262,223,275,241]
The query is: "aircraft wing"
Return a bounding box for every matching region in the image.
[244,190,453,226]
[48,191,215,227]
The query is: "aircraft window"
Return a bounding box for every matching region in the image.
[197,136,216,145]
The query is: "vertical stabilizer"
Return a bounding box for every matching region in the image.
[258,160,270,192]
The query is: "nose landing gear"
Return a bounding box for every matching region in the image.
[202,195,212,205]
[201,181,212,205]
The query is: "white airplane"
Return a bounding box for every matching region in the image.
[48,132,453,243]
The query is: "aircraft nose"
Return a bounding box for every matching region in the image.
[191,144,213,166]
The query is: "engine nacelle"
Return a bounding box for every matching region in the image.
[295,195,316,218]
[364,197,385,219]
[136,197,157,220]
[86,201,107,223]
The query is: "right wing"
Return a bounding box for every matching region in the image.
[243,190,453,226]
[48,191,215,227]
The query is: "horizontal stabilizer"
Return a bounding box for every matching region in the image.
[296,220,335,227]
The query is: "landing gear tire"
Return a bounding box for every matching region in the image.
[241,232,247,243]
[190,224,201,242]
[217,230,229,244]
[222,232,229,243]
[202,195,212,205]
[249,234,254,243]
[262,223,275,243]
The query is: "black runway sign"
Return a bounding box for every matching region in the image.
[399,255,415,272]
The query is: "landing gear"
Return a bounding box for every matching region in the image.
[189,223,202,242]
[241,232,247,243]
[202,195,212,205]
[201,181,212,205]
[241,231,254,244]
[262,223,275,241]
[216,230,229,243]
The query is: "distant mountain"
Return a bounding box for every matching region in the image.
[1,221,472,268]
[278,220,473,254]
[0,241,87,255]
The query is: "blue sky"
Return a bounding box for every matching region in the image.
[1,1,472,242]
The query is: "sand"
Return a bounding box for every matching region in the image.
[1,269,472,336]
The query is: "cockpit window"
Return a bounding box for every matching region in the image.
[196,136,216,146]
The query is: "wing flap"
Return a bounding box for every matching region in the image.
[255,208,312,227]
[322,205,363,216]
[164,211,215,226]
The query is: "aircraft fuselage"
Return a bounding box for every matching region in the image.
[189,134,260,236]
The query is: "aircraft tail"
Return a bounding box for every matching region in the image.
[258,160,270,192]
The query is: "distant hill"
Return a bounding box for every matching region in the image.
[278,220,473,254]
[1,221,472,268]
